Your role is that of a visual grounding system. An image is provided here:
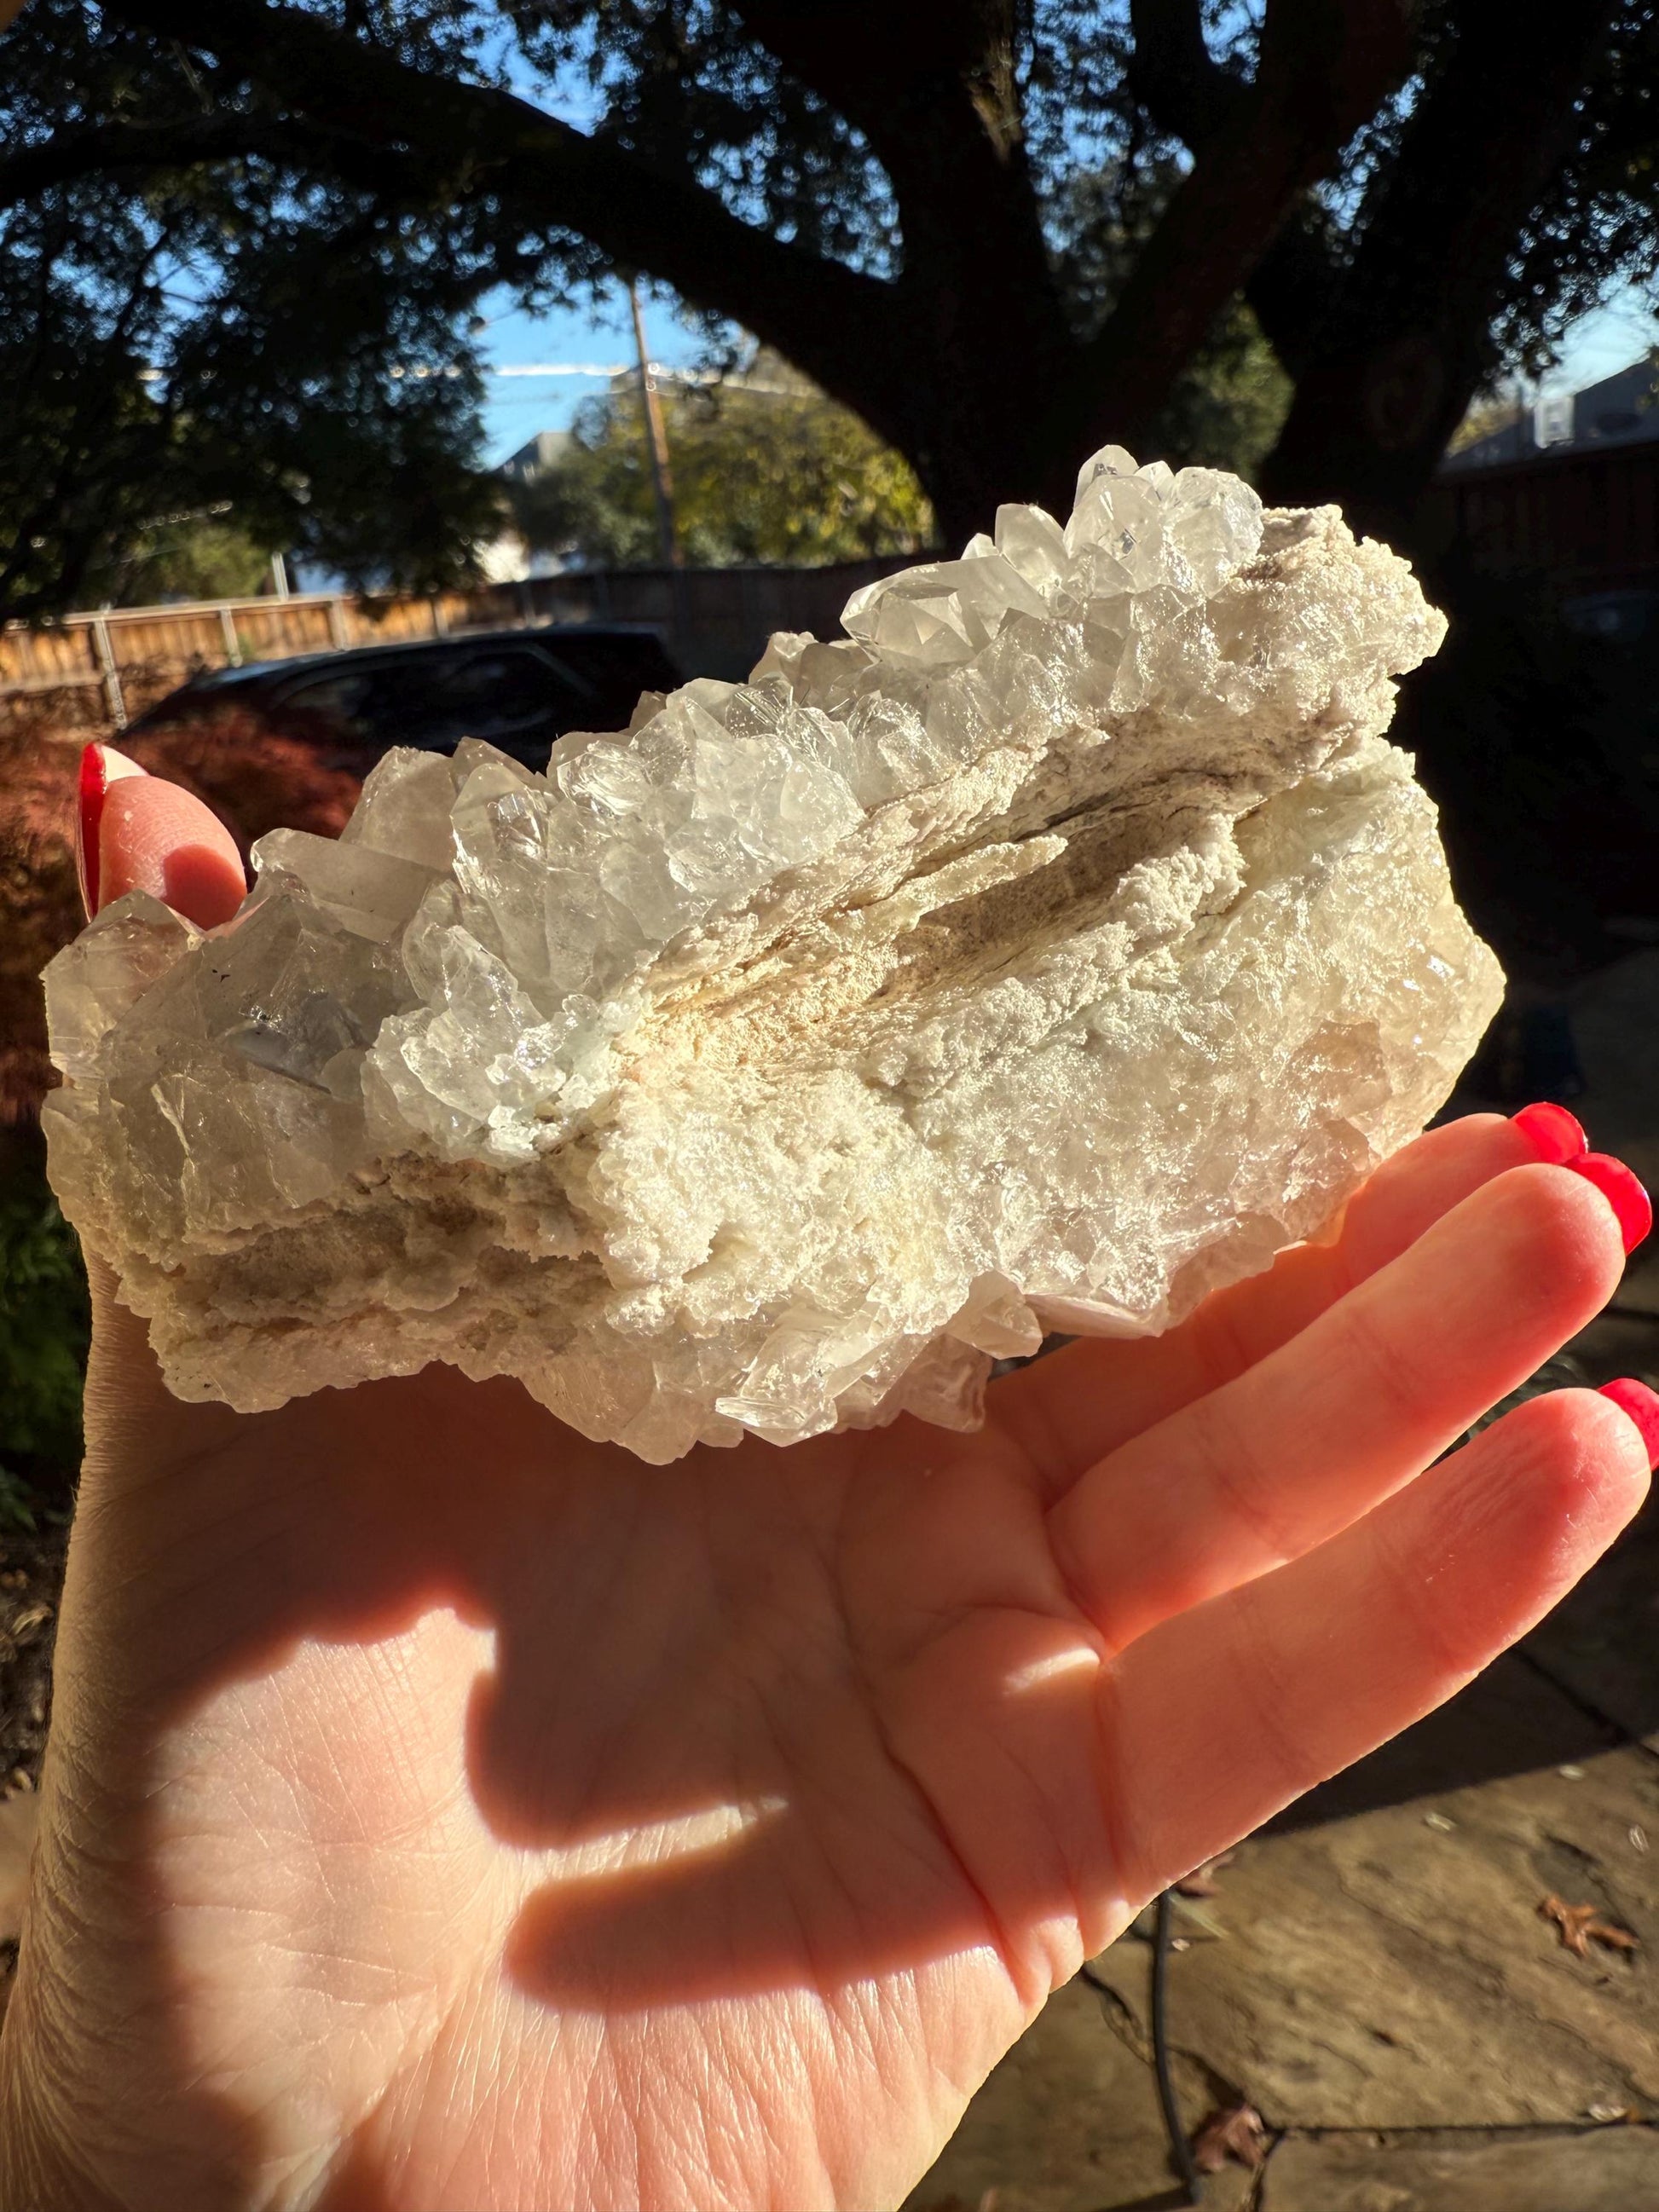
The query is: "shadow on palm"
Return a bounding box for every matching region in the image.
[112,1351,1113,2013]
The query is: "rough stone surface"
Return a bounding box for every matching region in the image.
[901,1973,1256,2212]
[1260,2127,1659,2211]
[1087,1672,1659,2129]
[43,447,1501,1459]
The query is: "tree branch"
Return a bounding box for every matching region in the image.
[731,0,1069,344]
[1258,0,1621,527]
[0,105,540,233]
[1240,211,1344,380]
[1126,0,1345,382]
[725,0,1078,520]
[1127,0,1246,147]
[1052,0,1412,476]
[94,0,913,448]
[731,0,1030,177]
[0,114,297,209]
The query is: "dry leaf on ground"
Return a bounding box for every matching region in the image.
[1175,1851,1236,1899]
[1539,1894,1640,1960]
[1192,2101,1268,2173]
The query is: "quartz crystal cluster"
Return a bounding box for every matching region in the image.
[44,447,1503,1461]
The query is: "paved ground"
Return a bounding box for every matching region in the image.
[906,955,1659,2211]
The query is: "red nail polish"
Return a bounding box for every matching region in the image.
[1511,1101,1588,1165]
[1569,1152,1653,1255]
[1599,1378,1659,1470]
[76,741,107,917]
[74,742,147,918]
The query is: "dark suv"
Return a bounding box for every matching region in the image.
[127,624,682,771]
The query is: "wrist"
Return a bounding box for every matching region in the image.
[0,1984,108,2212]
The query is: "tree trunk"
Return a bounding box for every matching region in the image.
[731,0,1080,546]
[879,335,1084,550]
[1257,332,1488,548]
[1257,0,1619,548]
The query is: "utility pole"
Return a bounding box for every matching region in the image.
[628,280,681,571]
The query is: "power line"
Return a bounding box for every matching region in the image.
[492,362,631,377]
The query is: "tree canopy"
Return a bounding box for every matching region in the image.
[3,0,1657,616]
[512,363,937,569]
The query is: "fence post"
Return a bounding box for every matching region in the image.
[218,605,243,667]
[328,598,348,649]
[91,615,126,728]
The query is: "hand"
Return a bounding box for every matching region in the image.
[2,760,1650,2212]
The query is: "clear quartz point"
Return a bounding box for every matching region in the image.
[43,446,1501,1462]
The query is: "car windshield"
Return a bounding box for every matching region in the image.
[427,650,575,735]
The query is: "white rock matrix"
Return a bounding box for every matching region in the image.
[44,446,1503,1461]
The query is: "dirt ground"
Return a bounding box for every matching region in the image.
[0,1527,61,1794]
[3,961,1658,2204]
[0,1522,66,1990]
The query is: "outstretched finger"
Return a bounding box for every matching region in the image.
[1047,1163,1629,1649]
[1094,1383,1652,1910]
[78,742,246,927]
[994,1104,1596,1493]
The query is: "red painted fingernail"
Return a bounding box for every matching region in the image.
[1568,1153,1653,1255]
[1511,1101,1588,1165]
[74,742,146,919]
[75,742,107,917]
[1598,1378,1659,1469]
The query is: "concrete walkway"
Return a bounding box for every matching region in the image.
[907,956,1659,2211]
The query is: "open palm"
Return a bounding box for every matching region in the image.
[1,768,1649,2210]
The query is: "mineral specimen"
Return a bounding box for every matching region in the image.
[43,447,1503,1462]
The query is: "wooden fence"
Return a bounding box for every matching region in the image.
[1430,441,1659,598]
[0,555,919,731]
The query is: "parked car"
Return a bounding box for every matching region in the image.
[125,624,683,772]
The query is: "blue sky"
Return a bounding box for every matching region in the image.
[1540,292,1659,396]
[478,283,1659,469]
[478,285,708,465]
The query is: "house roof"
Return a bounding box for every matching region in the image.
[1443,356,1659,473]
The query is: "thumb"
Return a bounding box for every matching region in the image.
[78,1254,246,1491]
[69,747,252,1471]
[78,742,247,927]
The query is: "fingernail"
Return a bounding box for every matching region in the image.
[75,743,106,916]
[1598,1378,1659,1469]
[1568,1153,1653,1255]
[75,742,146,919]
[1511,1101,1588,1165]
